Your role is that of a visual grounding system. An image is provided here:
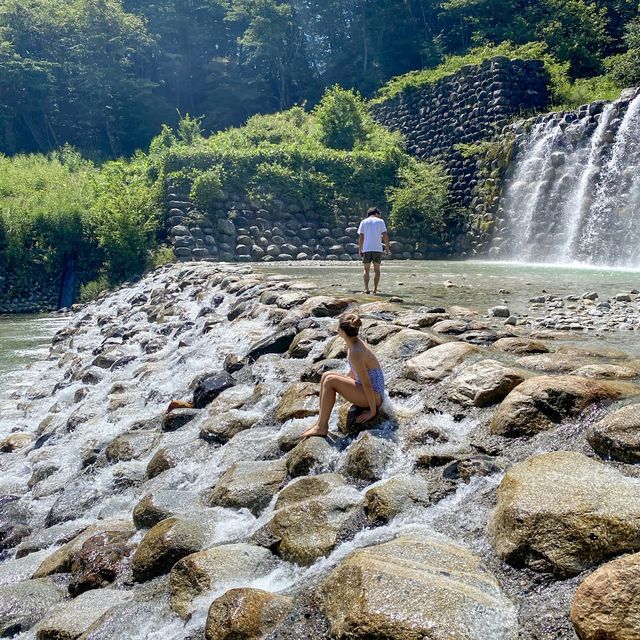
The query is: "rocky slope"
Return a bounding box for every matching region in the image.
[1,262,640,639]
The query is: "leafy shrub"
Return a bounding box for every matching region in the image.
[387,160,451,240]
[604,18,640,88]
[79,275,111,302]
[314,86,370,151]
[148,245,176,269]
[191,166,225,212]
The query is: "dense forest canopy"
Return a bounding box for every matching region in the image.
[1,0,638,157]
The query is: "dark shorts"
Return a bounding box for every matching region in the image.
[362,251,383,264]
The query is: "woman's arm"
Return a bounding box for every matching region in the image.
[351,352,377,419]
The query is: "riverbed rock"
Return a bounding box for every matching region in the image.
[105,430,159,463]
[343,433,395,482]
[287,328,326,358]
[363,474,431,523]
[317,535,517,640]
[570,552,640,640]
[206,460,287,515]
[200,409,260,443]
[0,432,35,453]
[132,517,204,582]
[448,359,526,407]
[192,371,236,408]
[132,490,195,529]
[35,588,131,640]
[275,382,319,422]
[247,328,297,361]
[337,403,392,436]
[162,409,200,432]
[170,543,280,617]
[205,588,293,640]
[491,375,631,437]
[374,328,443,361]
[493,337,549,354]
[274,474,346,510]
[405,342,479,383]
[286,436,335,477]
[587,403,640,463]
[0,578,67,637]
[489,451,640,576]
[299,295,351,317]
[572,363,639,379]
[45,486,101,527]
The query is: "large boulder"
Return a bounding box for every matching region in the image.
[287,329,326,359]
[205,588,292,640]
[317,535,517,640]
[132,490,195,529]
[299,296,351,317]
[374,328,443,361]
[206,460,287,515]
[192,371,236,408]
[131,517,204,582]
[493,337,549,354]
[571,552,640,640]
[286,437,335,477]
[35,589,131,640]
[275,383,319,422]
[447,359,526,407]
[105,430,159,463]
[200,409,260,444]
[45,485,101,527]
[363,475,431,523]
[0,578,67,637]
[247,328,297,361]
[405,342,479,383]
[491,375,632,437]
[587,403,640,463]
[489,451,640,576]
[170,543,280,617]
[343,433,395,482]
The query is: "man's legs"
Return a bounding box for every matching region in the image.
[373,261,381,294]
[362,262,371,293]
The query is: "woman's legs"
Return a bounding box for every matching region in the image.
[300,373,380,437]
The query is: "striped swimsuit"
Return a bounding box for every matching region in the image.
[348,351,385,395]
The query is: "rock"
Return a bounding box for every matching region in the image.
[206,460,287,515]
[266,484,362,566]
[489,305,510,318]
[34,520,135,578]
[146,448,175,478]
[323,335,346,360]
[45,486,101,527]
[200,409,260,444]
[493,337,549,354]
[162,409,200,432]
[275,382,319,422]
[572,364,638,380]
[68,531,134,596]
[247,328,297,361]
[430,319,468,335]
[105,430,159,463]
[363,474,431,523]
[299,296,351,317]
[35,588,131,640]
[343,433,395,482]
[205,588,292,640]
[588,403,640,463]
[374,328,443,361]
[489,451,640,576]
[287,328,325,358]
[300,359,344,383]
[337,403,391,436]
[570,552,640,640]
[132,491,195,529]
[274,474,346,511]
[131,517,204,582]
[286,436,335,477]
[405,342,479,383]
[0,432,35,452]
[317,535,517,640]
[447,359,525,407]
[170,544,280,617]
[361,323,402,345]
[192,372,236,408]
[0,578,66,637]
[491,375,631,437]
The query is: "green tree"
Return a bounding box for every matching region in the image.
[605,16,640,86]
[314,86,369,151]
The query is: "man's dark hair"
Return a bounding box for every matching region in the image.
[367,207,380,216]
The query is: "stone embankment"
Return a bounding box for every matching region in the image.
[1,262,640,639]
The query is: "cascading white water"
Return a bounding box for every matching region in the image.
[493,89,640,267]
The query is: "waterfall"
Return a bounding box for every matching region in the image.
[492,89,640,267]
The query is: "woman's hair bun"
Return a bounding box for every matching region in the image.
[339,312,361,332]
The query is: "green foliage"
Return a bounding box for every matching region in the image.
[148,245,176,269]
[191,167,225,212]
[604,17,640,87]
[79,275,111,302]
[387,160,451,240]
[314,86,369,151]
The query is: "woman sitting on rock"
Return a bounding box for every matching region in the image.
[300,312,385,439]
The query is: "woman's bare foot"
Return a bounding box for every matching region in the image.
[299,423,329,439]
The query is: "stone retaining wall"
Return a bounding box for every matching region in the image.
[0,269,60,314]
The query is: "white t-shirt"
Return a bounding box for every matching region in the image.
[357,216,387,252]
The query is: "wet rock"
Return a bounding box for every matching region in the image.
[287,328,326,358]
[489,305,510,318]
[132,517,204,582]
[275,291,309,309]
[374,328,443,361]
[207,384,261,414]
[224,354,248,374]
[588,403,640,463]
[192,372,236,408]
[132,491,195,529]
[162,409,200,432]
[0,432,35,453]
[489,451,640,576]
[199,409,260,444]
[405,342,479,383]
[35,588,131,640]
[447,359,525,407]
[275,382,319,422]
[247,328,297,361]
[317,535,517,640]
[105,430,159,463]
[337,403,391,436]
[0,521,31,553]
[515,353,587,373]
[300,359,344,383]
[299,296,351,317]
[206,460,287,515]
[570,551,640,640]
[430,319,469,335]
[441,454,504,483]
[170,544,280,617]
[286,437,335,477]
[45,486,101,527]
[68,531,134,596]
[274,474,347,511]
[491,375,631,437]
[572,363,638,379]
[266,483,362,566]
[34,520,135,578]
[205,588,292,640]
[361,323,402,345]
[493,337,549,354]
[16,522,87,559]
[363,474,431,523]
[343,433,395,482]
[323,336,346,360]
[0,578,67,638]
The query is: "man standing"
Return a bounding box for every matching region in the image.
[357,207,390,294]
